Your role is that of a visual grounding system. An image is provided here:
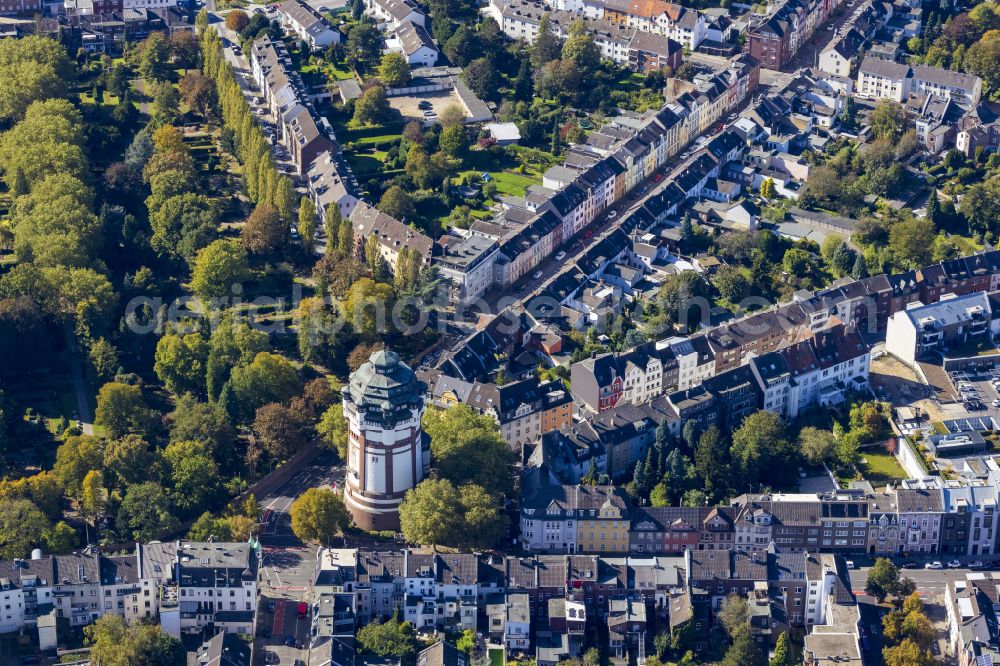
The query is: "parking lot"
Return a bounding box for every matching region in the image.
[388,90,468,124]
[949,369,1000,411]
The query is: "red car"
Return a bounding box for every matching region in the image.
[297,603,308,619]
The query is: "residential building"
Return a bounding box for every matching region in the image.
[912,64,982,107]
[487,592,531,651]
[249,35,337,174]
[884,292,992,368]
[627,32,682,74]
[802,554,862,666]
[387,19,438,67]
[278,0,340,50]
[896,488,944,554]
[364,0,424,30]
[856,57,983,107]
[748,0,849,71]
[607,596,647,662]
[946,574,1000,666]
[350,201,434,275]
[571,352,624,414]
[468,377,573,450]
[140,541,259,637]
[307,151,359,223]
[520,485,631,554]
[417,641,469,666]
[818,27,864,78]
[435,234,500,307]
[855,55,911,102]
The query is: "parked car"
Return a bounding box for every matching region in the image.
[607,210,618,219]
[924,561,943,569]
[417,100,432,110]
[846,560,856,570]
[533,271,543,279]
[298,603,308,619]
[284,635,296,647]
[555,251,566,261]
[947,560,962,568]
[970,560,985,569]
[266,601,276,612]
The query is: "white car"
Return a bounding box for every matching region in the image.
[607,210,618,219]
[992,399,1000,407]
[533,271,543,279]
[925,561,943,569]
[555,251,566,261]
[947,560,962,568]
[969,560,985,569]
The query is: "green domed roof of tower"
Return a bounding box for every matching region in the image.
[345,349,425,422]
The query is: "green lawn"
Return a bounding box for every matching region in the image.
[953,235,984,254]
[337,121,407,143]
[858,451,908,485]
[488,649,504,666]
[458,169,539,198]
[344,151,386,177]
[325,64,355,81]
[354,134,401,146]
[613,69,646,92]
[491,171,538,197]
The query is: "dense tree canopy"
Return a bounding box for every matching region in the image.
[422,405,514,496]
[290,487,351,544]
[0,36,72,121]
[85,615,184,666]
[190,239,249,303]
[11,173,99,269]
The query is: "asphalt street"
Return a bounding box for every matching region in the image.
[253,451,343,666]
[848,563,983,597]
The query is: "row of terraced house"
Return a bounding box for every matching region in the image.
[568,250,1000,419]
[310,546,860,665]
[518,483,1000,558]
[341,53,760,308]
[747,0,851,70]
[0,541,258,649]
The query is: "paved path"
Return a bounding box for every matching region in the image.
[65,327,94,435]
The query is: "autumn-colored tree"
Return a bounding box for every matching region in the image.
[225,10,250,32]
[241,203,286,255]
[253,403,308,459]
